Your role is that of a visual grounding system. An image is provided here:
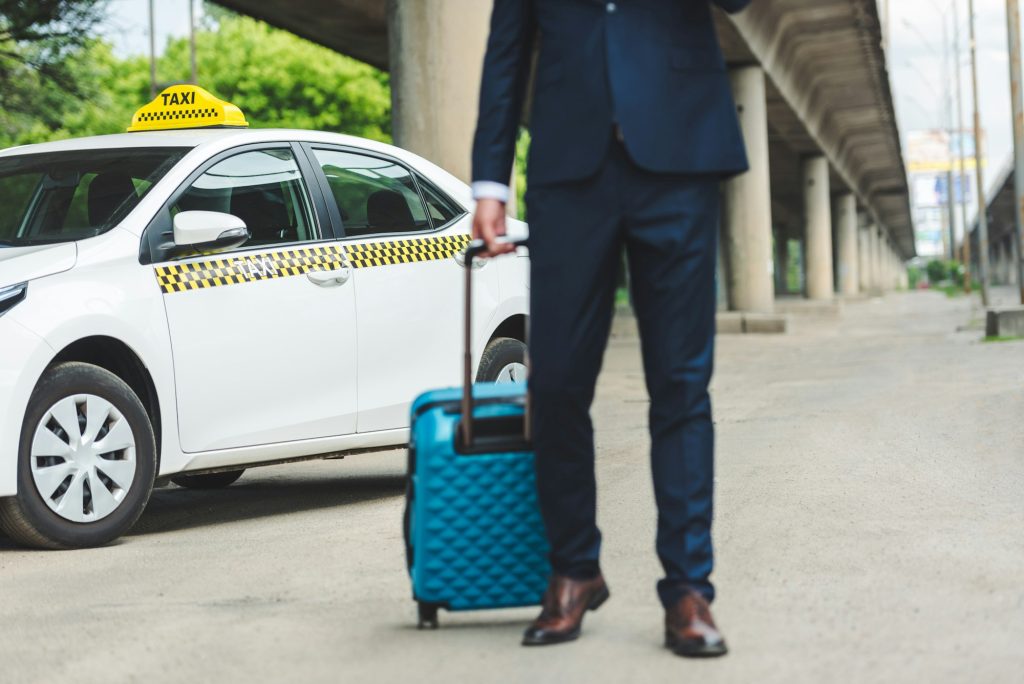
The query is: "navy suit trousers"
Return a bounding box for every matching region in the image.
[527,137,719,607]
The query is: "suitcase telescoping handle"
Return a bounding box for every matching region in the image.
[462,237,530,447]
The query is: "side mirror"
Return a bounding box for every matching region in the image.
[173,211,249,252]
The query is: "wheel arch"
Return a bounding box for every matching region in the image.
[47,336,162,463]
[488,314,527,344]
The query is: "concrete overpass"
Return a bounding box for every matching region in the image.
[966,162,1022,290]
[216,0,915,315]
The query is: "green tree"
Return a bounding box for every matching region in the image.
[1,11,392,148]
[158,14,391,141]
[0,0,107,106]
[0,38,147,147]
[925,259,949,284]
[514,127,530,220]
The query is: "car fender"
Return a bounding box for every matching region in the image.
[0,317,55,497]
[7,233,187,480]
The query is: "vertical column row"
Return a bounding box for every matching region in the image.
[388,0,492,185]
[803,156,833,300]
[835,193,859,296]
[722,66,776,313]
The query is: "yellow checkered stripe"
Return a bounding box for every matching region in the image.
[154,245,346,294]
[137,107,217,122]
[154,234,472,294]
[345,233,471,269]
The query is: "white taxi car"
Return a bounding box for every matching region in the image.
[0,86,529,549]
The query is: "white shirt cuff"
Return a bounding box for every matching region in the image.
[472,181,510,203]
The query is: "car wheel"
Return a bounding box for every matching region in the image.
[0,362,157,550]
[171,469,245,489]
[476,337,528,384]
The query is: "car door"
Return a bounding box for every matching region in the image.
[154,144,358,453]
[304,145,500,433]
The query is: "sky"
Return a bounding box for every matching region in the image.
[888,0,1014,187]
[100,0,202,59]
[101,1,1018,200]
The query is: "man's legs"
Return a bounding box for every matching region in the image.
[526,165,623,579]
[623,172,719,608]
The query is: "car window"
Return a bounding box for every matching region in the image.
[311,149,430,238]
[172,148,317,248]
[0,148,186,246]
[418,179,463,227]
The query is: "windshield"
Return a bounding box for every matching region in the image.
[0,147,188,247]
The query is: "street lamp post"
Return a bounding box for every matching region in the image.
[953,0,972,292]
[967,0,992,305]
[1007,0,1024,302]
[189,0,198,84]
[148,0,157,98]
[941,12,957,261]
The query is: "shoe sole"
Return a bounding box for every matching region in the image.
[665,632,729,658]
[521,586,611,647]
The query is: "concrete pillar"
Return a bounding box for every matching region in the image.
[723,66,775,313]
[872,225,880,292]
[774,230,789,294]
[891,246,900,289]
[802,156,833,300]
[858,221,872,294]
[1011,237,1020,285]
[881,244,889,291]
[891,248,899,289]
[835,193,859,296]
[388,0,491,186]
[876,229,887,292]
[866,225,879,293]
[716,224,728,310]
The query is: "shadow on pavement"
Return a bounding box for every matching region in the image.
[129,473,406,537]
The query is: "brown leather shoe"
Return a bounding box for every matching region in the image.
[521,574,610,646]
[664,590,728,657]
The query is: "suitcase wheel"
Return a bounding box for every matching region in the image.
[417,602,439,630]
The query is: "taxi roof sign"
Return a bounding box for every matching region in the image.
[128,85,248,132]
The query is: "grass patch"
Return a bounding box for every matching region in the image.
[615,287,631,308]
[983,335,1024,343]
[941,284,965,298]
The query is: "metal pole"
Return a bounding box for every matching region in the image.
[943,10,958,261]
[148,0,157,98]
[967,0,991,305]
[883,0,891,56]
[953,0,972,291]
[1007,0,1024,302]
[944,168,955,258]
[189,0,198,84]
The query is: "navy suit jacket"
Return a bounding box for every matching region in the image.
[472,0,752,188]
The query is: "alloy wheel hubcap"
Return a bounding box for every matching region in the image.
[495,362,527,384]
[30,394,137,523]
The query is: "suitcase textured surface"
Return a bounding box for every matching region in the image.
[406,382,550,615]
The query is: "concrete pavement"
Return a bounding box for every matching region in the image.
[1,290,1022,683]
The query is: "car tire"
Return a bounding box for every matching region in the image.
[476,337,528,384]
[171,469,245,489]
[0,362,157,550]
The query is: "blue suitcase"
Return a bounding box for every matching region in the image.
[404,239,550,629]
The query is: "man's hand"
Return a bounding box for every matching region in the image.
[472,198,517,257]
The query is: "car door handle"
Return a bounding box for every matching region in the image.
[307,267,351,287]
[453,251,486,269]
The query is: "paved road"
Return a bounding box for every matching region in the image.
[2,291,1022,683]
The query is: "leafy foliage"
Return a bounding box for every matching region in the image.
[0,0,106,97]
[159,14,390,140]
[514,127,530,220]
[0,11,391,148]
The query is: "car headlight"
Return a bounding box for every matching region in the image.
[0,282,28,317]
